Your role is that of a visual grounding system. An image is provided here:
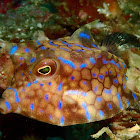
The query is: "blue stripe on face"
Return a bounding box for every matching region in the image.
[108,103,112,109]
[30,58,36,63]
[60,116,65,125]
[36,40,41,45]
[81,102,91,121]
[80,63,87,68]
[79,32,90,39]
[57,82,63,91]
[58,57,76,69]
[10,46,18,55]
[132,93,137,100]
[49,40,58,46]
[58,100,62,109]
[90,57,96,64]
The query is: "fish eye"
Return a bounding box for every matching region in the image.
[34,59,57,77]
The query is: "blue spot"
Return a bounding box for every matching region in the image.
[29,70,32,74]
[5,101,11,110]
[49,40,58,46]
[22,73,24,76]
[99,74,104,80]
[60,48,70,51]
[96,97,102,102]
[50,115,52,120]
[104,88,111,94]
[40,46,46,50]
[92,73,96,77]
[123,78,125,90]
[80,63,87,68]
[30,58,36,63]
[105,71,108,75]
[90,57,96,64]
[83,81,87,85]
[48,82,51,86]
[108,104,112,109]
[25,48,29,53]
[61,40,69,45]
[126,76,128,80]
[34,80,38,84]
[99,110,104,116]
[40,83,43,86]
[76,49,84,52]
[36,40,41,45]
[114,79,118,84]
[20,57,23,60]
[109,70,112,74]
[45,94,49,100]
[58,57,76,69]
[75,44,90,50]
[81,102,91,121]
[92,43,99,49]
[60,116,65,125]
[57,82,63,91]
[110,60,116,65]
[117,92,123,109]
[71,76,75,80]
[68,44,72,47]
[58,101,62,109]
[98,55,101,58]
[26,82,31,87]
[132,93,137,100]
[20,63,22,66]
[94,87,97,93]
[10,46,18,55]
[8,87,20,103]
[30,104,34,110]
[79,32,90,39]
[102,59,108,64]
[22,88,25,91]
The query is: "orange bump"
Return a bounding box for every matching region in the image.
[91,67,99,78]
[81,68,91,80]
[92,79,103,95]
[104,76,111,88]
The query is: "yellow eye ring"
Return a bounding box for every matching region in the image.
[37,66,51,75]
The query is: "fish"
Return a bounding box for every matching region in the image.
[0,21,138,126]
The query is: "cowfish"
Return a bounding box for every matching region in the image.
[0,22,138,126]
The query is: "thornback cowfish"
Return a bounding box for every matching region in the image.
[0,22,138,126]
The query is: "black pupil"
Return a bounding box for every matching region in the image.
[39,66,50,74]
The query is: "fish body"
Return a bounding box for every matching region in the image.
[0,22,138,126]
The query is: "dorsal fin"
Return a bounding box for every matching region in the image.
[69,20,100,48]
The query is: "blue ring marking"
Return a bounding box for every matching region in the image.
[58,57,76,69]
[48,82,52,86]
[67,90,87,96]
[10,45,18,55]
[81,102,91,121]
[30,58,36,63]
[99,110,104,117]
[58,100,62,109]
[8,87,20,103]
[25,48,29,53]
[60,47,70,51]
[99,74,104,80]
[114,79,118,84]
[71,76,75,80]
[36,40,41,45]
[92,43,99,49]
[26,82,31,87]
[108,103,112,109]
[117,92,123,109]
[45,94,49,100]
[104,88,111,94]
[132,93,137,100]
[5,101,11,111]
[75,44,91,50]
[57,82,63,91]
[102,59,108,64]
[30,103,34,110]
[121,62,126,68]
[94,86,97,93]
[40,46,46,50]
[49,40,59,46]
[96,97,102,102]
[79,32,90,39]
[90,57,96,64]
[80,63,87,68]
[60,116,65,125]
